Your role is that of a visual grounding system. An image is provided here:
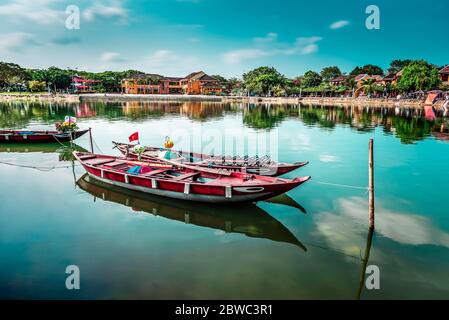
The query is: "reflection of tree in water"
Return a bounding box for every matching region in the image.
[243,104,290,129]
[0,101,444,144]
[386,116,433,144]
[0,102,78,128]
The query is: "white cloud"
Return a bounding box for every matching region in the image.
[316,197,449,252]
[101,52,126,63]
[290,36,322,54]
[330,20,350,30]
[0,32,34,52]
[223,49,270,65]
[83,1,128,22]
[148,50,179,66]
[0,0,64,25]
[253,32,278,43]
[223,35,322,64]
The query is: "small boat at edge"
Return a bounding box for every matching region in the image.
[0,129,89,143]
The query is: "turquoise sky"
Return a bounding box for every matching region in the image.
[0,0,448,77]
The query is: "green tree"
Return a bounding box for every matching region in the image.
[28,80,46,92]
[396,60,441,93]
[227,77,242,95]
[388,59,412,74]
[345,77,357,97]
[243,66,286,96]
[350,64,384,76]
[320,66,342,82]
[301,70,322,88]
[0,62,27,89]
[46,67,73,91]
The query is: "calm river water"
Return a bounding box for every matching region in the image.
[0,101,448,299]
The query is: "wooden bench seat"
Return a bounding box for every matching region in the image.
[103,160,127,168]
[85,158,116,166]
[79,155,96,160]
[173,172,200,181]
[141,168,170,177]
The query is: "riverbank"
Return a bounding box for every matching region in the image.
[79,93,222,102]
[1,93,445,109]
[0,93,80,103]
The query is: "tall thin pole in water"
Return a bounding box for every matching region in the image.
[88,127,94,153]
[369,139,375,229]
[356,227,374,299]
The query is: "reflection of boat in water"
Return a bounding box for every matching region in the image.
[0,143,88,161]
[0,143,86,153]
[77,174,307,251]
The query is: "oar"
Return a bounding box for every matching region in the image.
[158,157,232,176]
[125,156,232,176]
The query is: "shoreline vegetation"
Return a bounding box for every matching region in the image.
[0,93,445,109]
[1,59,448,109]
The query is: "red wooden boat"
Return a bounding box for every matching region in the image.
[112,141,308,177]
[0,129,89,143]
[73,151,310,204]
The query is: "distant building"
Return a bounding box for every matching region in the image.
[121,71,222,95]
[72,76,100,93]
[439,65,449,84]
[329,75,347,86]
[354,74,371,89]
[121,73,164,94]
[180,71,223,95]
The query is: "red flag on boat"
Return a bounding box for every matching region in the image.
[129,132,139,143]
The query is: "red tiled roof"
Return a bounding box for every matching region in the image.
[439,65,449,74]
[201,82,221,88]
[330,75,347,82]
[354,74,368,81]
[162,77,183,82]
[182,71,203,80]
[382,73,397,81]
[198,74,218,81]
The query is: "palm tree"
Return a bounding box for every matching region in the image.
[361,78,377,97]
[345,77,357,97]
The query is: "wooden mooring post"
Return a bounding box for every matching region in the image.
[88,128,94,153]
[368,139,375,229]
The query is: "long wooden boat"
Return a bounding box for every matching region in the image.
[74,151,311,204]
[0,129,89,143]
[112,141,308,177]
[77,173,307,250]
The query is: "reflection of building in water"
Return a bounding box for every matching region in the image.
[180,101,228,119]
[121,101,184,118]
[76,103,97,118]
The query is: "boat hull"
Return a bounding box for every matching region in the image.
[74,152,310,204]
[87,172,276,203]
[0,129,89,143]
